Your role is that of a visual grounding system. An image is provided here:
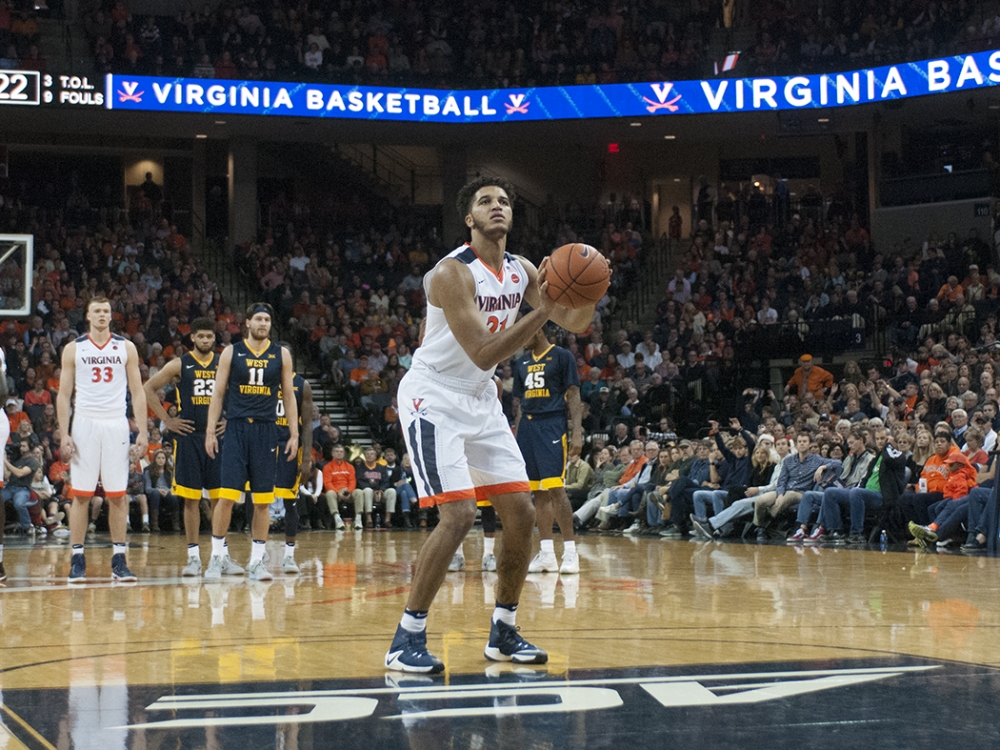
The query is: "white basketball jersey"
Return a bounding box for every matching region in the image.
[413,244,528,383]
[74,334,129,418]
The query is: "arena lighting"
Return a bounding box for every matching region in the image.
[195,134,208,139]
[664,135,676,139]
[608,143,620,153]
[630,122,642,126]
[7,50,1000,122]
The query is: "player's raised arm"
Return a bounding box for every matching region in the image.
[143,357,195,435]
[279,346,299,460]
[125,340,149,456]
[205,345,233,458]
[432,259,556,371]
[56,341,77,458]
[520,257,596,334]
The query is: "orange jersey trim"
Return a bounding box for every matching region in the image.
[104,491,127,499]
[418,488,476,508]
[72,490,95,498]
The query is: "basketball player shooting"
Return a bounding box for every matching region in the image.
[385,176,602,673]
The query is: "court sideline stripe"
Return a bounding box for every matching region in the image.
[0,704,57,750]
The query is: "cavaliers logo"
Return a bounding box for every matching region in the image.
[504,94,529,115]
[410,398,428,417]
[643,82,682,113]
[118,81,144,103]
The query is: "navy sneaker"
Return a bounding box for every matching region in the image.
[0,561,6,582]
[385,624,445,673]
[484,619,548,664]
[69,554,87,584]
[111,553,137,583]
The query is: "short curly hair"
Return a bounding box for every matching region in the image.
[455,175,517,220]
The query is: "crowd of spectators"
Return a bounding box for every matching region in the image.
[745,0,1000,77]
[0,0,988,92]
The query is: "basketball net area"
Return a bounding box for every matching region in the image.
[0,234,33,317]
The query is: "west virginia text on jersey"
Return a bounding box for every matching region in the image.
[175,351,218,432]
[226,339,283,421]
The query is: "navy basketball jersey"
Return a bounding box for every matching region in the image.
[175,351,218,432]
[276,373,304,442]
[226,339,283,421]
[513,344,580,415]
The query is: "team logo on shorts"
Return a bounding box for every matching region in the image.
[410,398,428,417]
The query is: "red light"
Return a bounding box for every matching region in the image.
[608,143,619,153]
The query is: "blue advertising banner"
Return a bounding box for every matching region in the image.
[105,50,1000,123]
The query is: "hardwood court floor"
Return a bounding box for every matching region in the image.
[1,529,999,749]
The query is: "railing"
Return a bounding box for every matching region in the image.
[333,143,417,202]
[881,169,995,207]
[609,236,676,332]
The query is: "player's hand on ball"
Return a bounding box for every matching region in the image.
[536,257,559,312]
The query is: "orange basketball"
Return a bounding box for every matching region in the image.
[544,243,611,309]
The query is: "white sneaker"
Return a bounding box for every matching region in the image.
[354,517,364,530]
[221,556,245,576]
[282,556,300,574]
[334,514,346,530]
[53,526,70,538]
[623,520,642,535]
[87,522,97,534]
[596,502,619,519]
[448,552,466,572]
[528,551,559,573]
[181,556,202,577]
[560,550,580,574]
[204,555,224,580]
[481,553,497,572]
[247,559,273,581]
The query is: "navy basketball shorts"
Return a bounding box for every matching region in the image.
[219,419,278,504]
[172,432,223,500]
[516,412,568,491]
[275,445,303,499]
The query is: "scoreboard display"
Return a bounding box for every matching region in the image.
[0,71,104,107]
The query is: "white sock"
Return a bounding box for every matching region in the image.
[142,514,149,523]
[492,604,517,626]
[211,536,226,557]
[72,544,84,557]
[0,544,4,562]
[188,543,200,558]
[540,539,554,554]
[483,537,495,556]
[564,540,576,555]
[113,543,127,556]
[285,542,295,559]
[250,540,266,563]
[400,610,428,633]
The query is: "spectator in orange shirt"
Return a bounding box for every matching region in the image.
[786,354,834,401]
[5,399,31,434]
[321,445,355,529]
[936,275,964,304]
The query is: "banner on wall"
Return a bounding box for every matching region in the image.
[92,50,1000,123]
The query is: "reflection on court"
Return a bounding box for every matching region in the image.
[0,532,998,749]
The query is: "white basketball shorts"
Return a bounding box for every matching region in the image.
[398,367,529,508]
[70,415,130,497]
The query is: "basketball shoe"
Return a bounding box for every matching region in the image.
[385,624,445,673]
[484,619,548,664]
